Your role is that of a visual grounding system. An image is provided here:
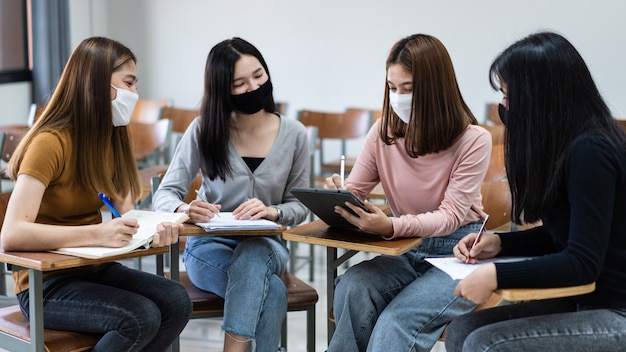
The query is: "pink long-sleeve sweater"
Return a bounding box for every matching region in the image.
[347,122,491,239]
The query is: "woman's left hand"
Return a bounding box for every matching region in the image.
[232,198,270,220]
[334,199,393,236]
[454,263,497,304]
[151,222,184,247]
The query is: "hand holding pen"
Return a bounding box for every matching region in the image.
[324,155,349,190]
[98,192,121,218]
[188,189,221,221]
[456,215,491,264]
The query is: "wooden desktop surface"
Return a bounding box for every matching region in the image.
[0,246,168,271]
[496,282,596,301]
[282,219,422,255]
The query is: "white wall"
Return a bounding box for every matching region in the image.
[3,0,626,131]
[66,0,626,121]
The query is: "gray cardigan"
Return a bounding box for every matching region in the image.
[153,115,310,227]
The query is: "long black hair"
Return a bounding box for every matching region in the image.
[490,31,626,223]
[199,37,276,181]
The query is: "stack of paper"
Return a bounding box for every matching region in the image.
[196,212,281,231]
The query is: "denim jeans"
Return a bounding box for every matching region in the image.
[183,235,289,352]
[328,221,483,352]
[445,298,626,352]
[17,262,192,352]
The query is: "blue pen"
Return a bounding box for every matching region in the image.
[98,192,121,218]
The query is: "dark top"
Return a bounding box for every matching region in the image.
[496,132,626,309]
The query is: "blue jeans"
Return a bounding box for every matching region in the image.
[183,235,289,352]
[445,298,626,352]
[328,221,482,352]
[17,262,192,352]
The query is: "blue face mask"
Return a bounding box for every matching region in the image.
[498,103,508,126]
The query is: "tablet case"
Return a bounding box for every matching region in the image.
[291,187,369,229]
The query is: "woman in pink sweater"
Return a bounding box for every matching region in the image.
[326,34,491,352]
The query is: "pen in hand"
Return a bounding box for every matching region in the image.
[195,189,220,217]
[98,192,121,218]
[340,155,346,189]
[468,214,490,262]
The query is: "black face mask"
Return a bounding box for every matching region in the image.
[498,103,508,126]
[230,80,273,114]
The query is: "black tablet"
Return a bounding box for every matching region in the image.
[291,187,369,229]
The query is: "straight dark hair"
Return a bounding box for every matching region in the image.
[490,31,626,223]
[380,34,477,157]
[199,37,276,181]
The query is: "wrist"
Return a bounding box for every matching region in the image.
[271,206,283,222]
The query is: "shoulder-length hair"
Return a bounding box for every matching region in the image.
[490,31,626,223]
[199,37,276,181]
[9,37,141,202]
[379,34,477,157]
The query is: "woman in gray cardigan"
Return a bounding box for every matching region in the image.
[153,37,309,352]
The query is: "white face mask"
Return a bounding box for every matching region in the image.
[388,91,412,124]
[111,84,139,127]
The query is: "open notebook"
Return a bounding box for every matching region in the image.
[426,257,534,280]
[52,210,189,259]
[195,212,281,231]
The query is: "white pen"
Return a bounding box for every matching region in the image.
[340,155,346,189]
[195,189,220,217]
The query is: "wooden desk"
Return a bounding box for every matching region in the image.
[0,247,168,352]
[496,282,596,301]
[282,220,423,342]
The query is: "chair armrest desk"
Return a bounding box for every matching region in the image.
[282,220,423,342]
[0,247,168,352]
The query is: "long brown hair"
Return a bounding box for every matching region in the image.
[380,34,476,157]
[9,37,141,202]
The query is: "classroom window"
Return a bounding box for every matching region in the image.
[0,0,31,84]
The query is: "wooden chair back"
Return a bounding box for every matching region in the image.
[485,102,501,126]
[369,109,383,126]
[159,106,199,135]
[484,143,506,182]
[0,127,29,191]
[299,109,371,140]
[128,119,172,165]
[298,109,371,176]
[614,118,626,132]
[1,127,29,164]
[182,172,203,204]
[480,123,505,146]
[130,98,173,124]
[480,180,512,231]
